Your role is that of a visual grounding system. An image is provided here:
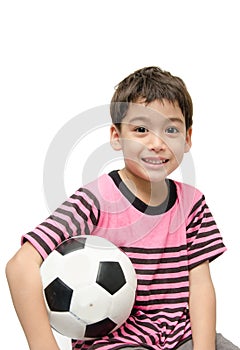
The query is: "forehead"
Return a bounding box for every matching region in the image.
[121,99,186,130]
[125,99,185,123]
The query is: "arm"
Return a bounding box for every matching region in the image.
[6,242,60,350]
[189,260,216,350]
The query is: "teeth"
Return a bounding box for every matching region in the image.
[144,159,166,164]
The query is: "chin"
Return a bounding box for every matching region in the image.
[138,172,168,184]
[149,176,168,184]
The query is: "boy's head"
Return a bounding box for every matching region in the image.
[110,66,193,131]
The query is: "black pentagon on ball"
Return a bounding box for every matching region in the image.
[96,261,126,295]
[85,317,117,338]
[44,277,73,311]
[56,237,87,256]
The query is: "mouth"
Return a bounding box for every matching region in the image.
[142,157,169,165]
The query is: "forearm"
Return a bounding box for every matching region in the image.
[189,261,216,350]
[6,243,60,350]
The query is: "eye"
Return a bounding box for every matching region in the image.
[135,126,149,133]
[165,126,179,134]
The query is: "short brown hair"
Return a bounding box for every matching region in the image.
[110,66,193,130]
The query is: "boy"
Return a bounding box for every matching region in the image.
[6,66,239,350]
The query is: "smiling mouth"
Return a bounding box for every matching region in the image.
[142,158,169,165]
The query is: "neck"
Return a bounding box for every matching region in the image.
[118,168,168,206]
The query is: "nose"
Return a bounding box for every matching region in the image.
[148,132,165,152]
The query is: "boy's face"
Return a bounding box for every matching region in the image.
[110,99,192,184]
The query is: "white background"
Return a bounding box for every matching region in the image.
[1,1,239,349]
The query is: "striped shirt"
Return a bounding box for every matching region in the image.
[22,171,226,350]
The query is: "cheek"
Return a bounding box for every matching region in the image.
[121,139,143,156]
[166,139,186,162]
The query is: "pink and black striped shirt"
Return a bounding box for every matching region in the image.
[22,171,226,350]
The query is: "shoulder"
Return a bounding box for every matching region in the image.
[173,180,204,203]
[82,173,122,204]
[170,179,207,222]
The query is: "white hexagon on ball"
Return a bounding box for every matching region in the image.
[70,284,112,323]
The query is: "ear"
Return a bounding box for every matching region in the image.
[184,127,192,153]
[110,124,122,151]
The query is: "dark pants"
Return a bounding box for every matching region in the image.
[177,334,239,350]
[119,333,239,350]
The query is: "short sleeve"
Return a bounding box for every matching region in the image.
[21,187,100,260]
[186,194,226,270]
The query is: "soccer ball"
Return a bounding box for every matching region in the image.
[40,235,137,340]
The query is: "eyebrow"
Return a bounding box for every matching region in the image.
[167,117,185,125]
[127,116,149,124]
